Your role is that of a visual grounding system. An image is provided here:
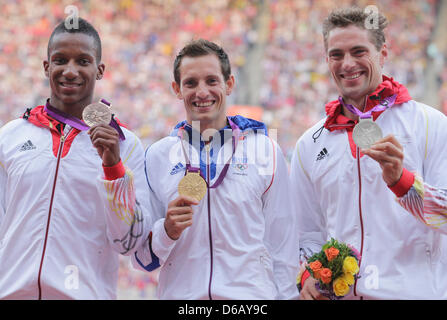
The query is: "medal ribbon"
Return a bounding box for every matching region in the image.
[44,99,125,140]
[44,99,90,130]
[179,118,240,189]
[338,94,397,119]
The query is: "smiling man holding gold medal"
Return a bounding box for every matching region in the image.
[292,7,447,300]
[131,39,299,300]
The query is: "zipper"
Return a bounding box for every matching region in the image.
[205,142,214,300]
[353,146,364,298]
[37,128,71,299]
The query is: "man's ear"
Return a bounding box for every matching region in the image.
[96,63,105,80]
[172,81,183,99]
[43,60,49,78]
[380,44,388,68]
[225,75,235,96]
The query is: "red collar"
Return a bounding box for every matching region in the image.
[324,76,412,132]
[24,105,63,132]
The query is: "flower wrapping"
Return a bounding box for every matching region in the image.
[302,238,361,300]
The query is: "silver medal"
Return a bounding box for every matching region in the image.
[82,101,112,127]
[352,118,383,149]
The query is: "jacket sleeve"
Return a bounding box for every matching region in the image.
[0,125,6,227]
[98,133,153,256]
[391,107,447,234]
[131,188,175,272]
[394,174,447,234]
[0,160,6,227]
[131,144,176,272]
[261,138,300,300]
[290,139,327,263]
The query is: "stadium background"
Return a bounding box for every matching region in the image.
[1,0,446,299]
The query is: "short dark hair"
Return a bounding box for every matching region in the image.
[47,17,102,63]
[173,39,231,85]
[323,7,388,51]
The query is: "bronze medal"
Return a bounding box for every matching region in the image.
[178,171,207,201]
[82,101,112,127]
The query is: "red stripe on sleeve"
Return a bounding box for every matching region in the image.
[301,269,311,289]
[103,160,125,180]
[388,168,415,197]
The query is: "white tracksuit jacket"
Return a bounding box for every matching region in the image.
[0,106,151,299]
[133,116,300,300]
[291,100,447,299]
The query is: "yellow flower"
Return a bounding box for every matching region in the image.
[342,272,355,286]
[333,277,350,297]
[343,256,359,275]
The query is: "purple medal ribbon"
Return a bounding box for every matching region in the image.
[44,99,125,140]
[338,94,397,119]
[101,99,126,141]
[44,99,89,130]
[179,118,240,189]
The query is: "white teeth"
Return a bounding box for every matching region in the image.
[344,73,361,80]
[61,83,81,87]
[195,101,213,107]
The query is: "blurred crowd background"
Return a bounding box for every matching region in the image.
[1,0,446,299]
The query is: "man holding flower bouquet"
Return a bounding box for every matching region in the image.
[291,7,447,299]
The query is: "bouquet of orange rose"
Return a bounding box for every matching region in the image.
[305,238,361,299]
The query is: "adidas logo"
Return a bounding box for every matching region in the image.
[170,162,185,175]
[19,140,36,152]
[316,148,329,161]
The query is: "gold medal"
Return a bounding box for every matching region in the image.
[82,101,112,127]
[178,171,207,201]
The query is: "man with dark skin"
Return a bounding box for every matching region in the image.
[0,18,151,299]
